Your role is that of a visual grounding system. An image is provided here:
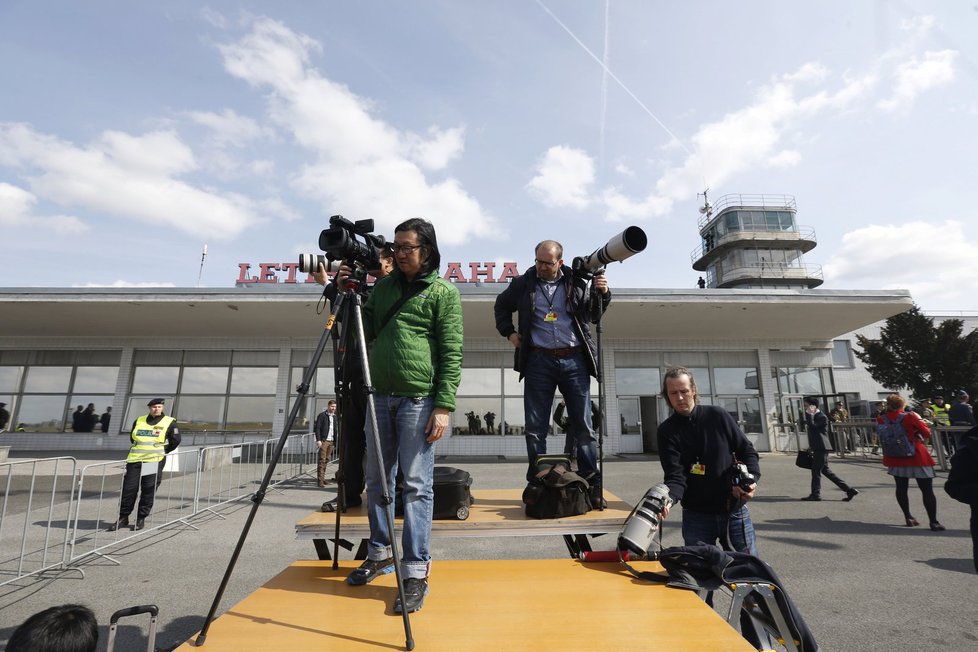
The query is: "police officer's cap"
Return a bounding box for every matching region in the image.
[147,398,166,407]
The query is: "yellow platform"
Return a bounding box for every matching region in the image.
[178,558,754,651]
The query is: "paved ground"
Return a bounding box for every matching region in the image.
[1,451,975,651]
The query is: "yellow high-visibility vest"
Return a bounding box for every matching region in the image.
[126,415,175,463]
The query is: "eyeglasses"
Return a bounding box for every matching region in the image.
[534,259,560,267]
[392,244,423,254]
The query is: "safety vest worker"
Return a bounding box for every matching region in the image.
[931,399,950,426]
[127,413,175,463]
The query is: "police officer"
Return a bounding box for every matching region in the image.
[108,398,180,531]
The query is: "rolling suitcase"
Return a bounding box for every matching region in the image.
[395,466,474,520]
[106,604,159,652]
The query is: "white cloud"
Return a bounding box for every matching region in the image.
[0,181,88,232]
[526,145,595,209]
[187,108,269,147]
[217,17,496,243]
[823,219,978,303]
[406,126,465,171]
[878,50,957,112]
[0,122,263,239]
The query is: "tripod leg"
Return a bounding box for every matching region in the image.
[349,294,416,649]
[195,290,349,646]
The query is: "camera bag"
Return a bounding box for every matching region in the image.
[522,456,592,519]
[395,466,475,520]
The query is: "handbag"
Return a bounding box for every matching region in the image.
[795,450,813,470]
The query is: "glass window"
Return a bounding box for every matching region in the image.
[230,367,276,394]
[502,398,525,435]
[291,367,335,396]
[180,367,229,394]
[457,369,501,396]
[618,397,640,435]
[503,369,522,396]
[454,398,502,435]
[714,368,759,395]
[0,366,24,392]
[132,367,179,394]
[69,396,112,432]
[226,396,275,430]
[14,396,68,432]
[776,367,823,394]
[615,368,660,395]
[175,396,226,431]
[73,367,118,393]
[832,340,854,368]
[23,367,72,393]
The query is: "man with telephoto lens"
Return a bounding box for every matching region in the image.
[314,244,395,511]
[336,218,462,615]
[656,367,760,555]
[493,239,610,506]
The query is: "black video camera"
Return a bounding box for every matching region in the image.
[298,215,386,274]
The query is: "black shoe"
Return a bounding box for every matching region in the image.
[393,577,429,614]
[107,517,129,532]
[135,518,145,530]
[843,488,859,502]
[346,557,394,586]
[800,495,822,501]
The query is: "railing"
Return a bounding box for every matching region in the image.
[715,262,823,287]
[698,193,797,229]
[0,434,315,587]
[0,457,79,586]
[689,226,817,266]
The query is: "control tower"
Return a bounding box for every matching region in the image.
[691,193,823,289]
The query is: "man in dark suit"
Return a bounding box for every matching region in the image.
[315,400,338,487]
[801,397,858,501]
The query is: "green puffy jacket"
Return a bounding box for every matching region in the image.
[363,268,463,411]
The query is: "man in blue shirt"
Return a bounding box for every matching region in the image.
[494,239,610,505]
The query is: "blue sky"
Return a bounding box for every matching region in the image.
[1,2,976,311]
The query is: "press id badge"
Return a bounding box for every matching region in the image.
[544,311,558,322]
[690,462,706,475]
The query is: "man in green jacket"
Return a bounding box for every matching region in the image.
[343,217,463,615]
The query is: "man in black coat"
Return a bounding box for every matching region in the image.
[945,426,978,573]
[801,397,858,501]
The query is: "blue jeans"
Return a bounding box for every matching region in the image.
[364,394,435,580]
[523,350,600,484]
[682,505,758,556]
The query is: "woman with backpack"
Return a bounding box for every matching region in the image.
[878,394,945,531]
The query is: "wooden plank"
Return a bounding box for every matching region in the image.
[176,559,755,651]
[296,489,633,540]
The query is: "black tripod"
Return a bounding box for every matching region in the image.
[195,276,416,650]
[587,271,609,511]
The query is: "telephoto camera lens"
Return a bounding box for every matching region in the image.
[619,483,673,557]
[298,254,339,275]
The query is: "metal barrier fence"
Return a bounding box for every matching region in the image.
[0,434,318,587]
[820,420,968,471]
[0,457,79,586]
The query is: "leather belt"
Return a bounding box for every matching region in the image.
[530,345,583,357]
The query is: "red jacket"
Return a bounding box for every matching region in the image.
[878,409,935,467]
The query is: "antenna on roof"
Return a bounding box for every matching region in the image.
[697,188,712,216]
[197,244,208,288]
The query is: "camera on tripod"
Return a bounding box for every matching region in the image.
[298,215,386,276]
[572,226,648,278]
[619,483,673,556]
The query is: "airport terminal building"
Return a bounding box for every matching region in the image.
[2,195,959,457]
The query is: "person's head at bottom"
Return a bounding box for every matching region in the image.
[7,604,98,652]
